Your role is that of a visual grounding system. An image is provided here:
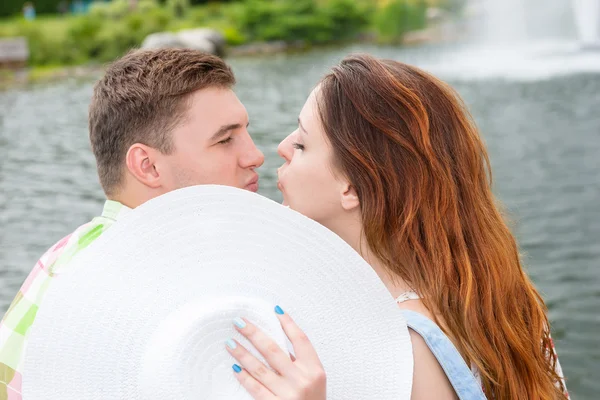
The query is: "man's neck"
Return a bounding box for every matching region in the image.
[108,191,150,210]
[108,180,166,209]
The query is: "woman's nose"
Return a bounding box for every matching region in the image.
[277,134,293,162]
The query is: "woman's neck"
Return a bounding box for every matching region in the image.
[357,241,414,300]
[330,214,413,299]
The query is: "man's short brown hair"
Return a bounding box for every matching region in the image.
[89,48,236,196]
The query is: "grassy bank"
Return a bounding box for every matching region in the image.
[0,0,450,68]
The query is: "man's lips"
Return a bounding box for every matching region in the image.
[245,175,259,192]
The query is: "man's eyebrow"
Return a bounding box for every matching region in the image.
[298,118,308,134]
[210,122,250,141]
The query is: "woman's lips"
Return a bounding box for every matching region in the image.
[277,181,288,206]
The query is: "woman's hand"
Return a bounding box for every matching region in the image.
[225,305,326,400]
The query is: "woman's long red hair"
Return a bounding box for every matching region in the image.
[317,54,567,399]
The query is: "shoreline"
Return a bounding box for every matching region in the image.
[0,24,463,90]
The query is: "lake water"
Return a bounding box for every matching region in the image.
[1,41,599,397]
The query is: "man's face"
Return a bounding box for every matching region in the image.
[158,87,264,192]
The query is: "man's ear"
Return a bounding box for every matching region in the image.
[340,181,360,211]
[125,143,162,189]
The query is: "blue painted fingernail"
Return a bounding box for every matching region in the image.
[232,364,242,373]
[274,305,285,315]
[225,339,237,350]
[233,317,246,329]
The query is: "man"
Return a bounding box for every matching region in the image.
[0,48,264,399]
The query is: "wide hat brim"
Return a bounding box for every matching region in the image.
[23,185,413,399]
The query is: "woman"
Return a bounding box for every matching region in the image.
[225,54,569,399]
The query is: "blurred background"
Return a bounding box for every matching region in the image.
[1,0,599,397]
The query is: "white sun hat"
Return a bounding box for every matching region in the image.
[22,185,413,400]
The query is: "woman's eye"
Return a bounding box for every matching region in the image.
[292,142,305,151]
[218,137,233,145]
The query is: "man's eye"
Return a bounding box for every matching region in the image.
[218,137,233,145]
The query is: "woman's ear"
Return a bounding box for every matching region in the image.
[340,182,360,211]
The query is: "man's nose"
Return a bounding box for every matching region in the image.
[241,134,265,169]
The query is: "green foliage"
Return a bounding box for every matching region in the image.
[0,0,66,17]
[188,0,236,5]
[65,16,103,59]
[221,25,245,46]
[236,0,370,44]
[88,0,129,19]
[0,0,430,67]
[65,5,172,62]
[320,0,373,41]
[166,0,190,18]
[3,19,80,64]
[373,0,428,43]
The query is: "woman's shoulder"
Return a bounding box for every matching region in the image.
[396,301,458,399]
[397,301,485,400]
[409,328,459,400]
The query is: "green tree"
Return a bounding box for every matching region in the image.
[373,0,428,43]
